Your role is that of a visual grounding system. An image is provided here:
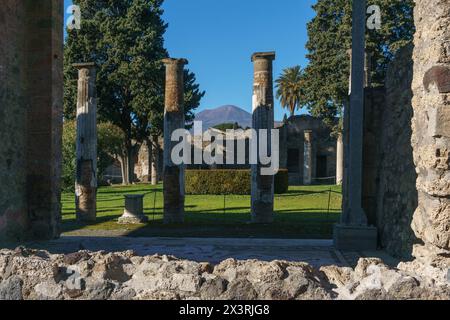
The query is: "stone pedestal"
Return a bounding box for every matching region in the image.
[251,52,276,224]
[74,63,97,223]
[162,58,188,224]
[303,130,313,185]
[118,195,148,224]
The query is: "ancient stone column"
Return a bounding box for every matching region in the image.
[334,0,377,250]
[303,130,313,185]
[411,0,450,263]
[336,133,344,185]
[162,58,188,223]
[251,52,276,224]
[0,1,63,241]
[342,50,372,214]
[74,63,97,222]
[151,135,159,185]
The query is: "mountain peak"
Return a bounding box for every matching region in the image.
[194,105,252,131]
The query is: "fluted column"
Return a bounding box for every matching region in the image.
[74,63,97,222]
[162,58,188,223]
[336,133,344,185]
[303,130,313,185]
[251,52,276,224]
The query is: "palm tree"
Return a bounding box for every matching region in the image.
[275,66,306,117]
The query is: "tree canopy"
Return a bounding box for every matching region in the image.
[303,0,415,134]
[275,65,307,117]
[64,0,205,183]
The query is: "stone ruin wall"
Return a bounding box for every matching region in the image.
[372,45,418,259]
[1,248,448,300]
[365,0,450,260]
[411,0,450,255]
[280,116,337,185]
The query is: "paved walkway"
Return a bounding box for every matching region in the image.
[21,236,400,268]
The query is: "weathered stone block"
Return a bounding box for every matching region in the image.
[429,106,450,138]
[423,66,450,93]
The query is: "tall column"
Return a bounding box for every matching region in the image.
[163,58,188,224]
[0,1,64,241]
[151,135,159,185]
[336,133,344,185]
[303,130,313,185]
[334,0,377,250]
[364,52,372,87]
[342,50,371,212]
[251,52,276,224]
[74,63,97,222]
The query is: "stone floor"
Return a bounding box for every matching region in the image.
[20,235,401,268]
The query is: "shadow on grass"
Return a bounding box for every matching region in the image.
[60,184,342,239]
[61,210,341,239]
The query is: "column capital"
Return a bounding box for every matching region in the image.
[162,58,189,66]
[251,52,276,62]
[73,62,96,69]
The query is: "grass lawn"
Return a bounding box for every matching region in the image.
[62,184,342,239]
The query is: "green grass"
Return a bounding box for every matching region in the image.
[62,184,342,239]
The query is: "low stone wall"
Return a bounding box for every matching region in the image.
[0,248,448,300]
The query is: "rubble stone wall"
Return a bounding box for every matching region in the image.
[373,45,419,259]
[0,249,448,300]
[411,0,450,254]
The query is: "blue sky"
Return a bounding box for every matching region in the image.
[64,0,316,120]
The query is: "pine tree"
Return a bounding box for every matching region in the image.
[64,0,204,184]
[303,0,415,134]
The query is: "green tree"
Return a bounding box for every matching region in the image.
[97,122,126,183]
[303,0,415,134]
[62,121,125,191]
[64,0,204,184]
[275,66,307,117]
[62,121,77,192]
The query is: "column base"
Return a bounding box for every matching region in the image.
[333,224,377,251]
[251,215,274,224]
[163,213,184,224]
[76,214,97,223]
[251,202,274,224]
[118,214,148,224]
